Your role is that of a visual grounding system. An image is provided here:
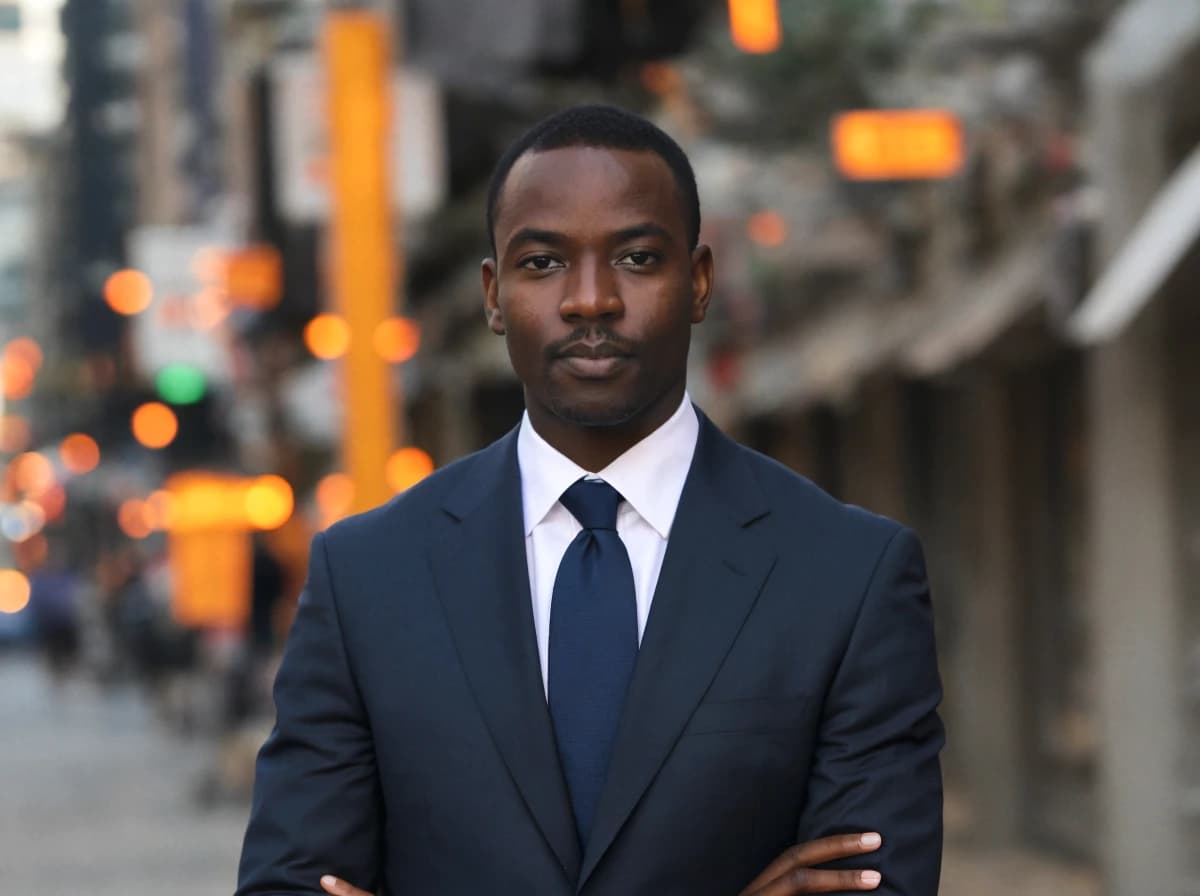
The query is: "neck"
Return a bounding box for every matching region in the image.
[527,386,685,472]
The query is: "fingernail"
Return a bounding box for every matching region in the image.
[861,870,882,887]
[321,876,338,888]
[860,832,882,848]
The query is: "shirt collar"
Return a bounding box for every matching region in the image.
[517,393,699,539]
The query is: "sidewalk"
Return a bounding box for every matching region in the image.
[942,843,1100,896]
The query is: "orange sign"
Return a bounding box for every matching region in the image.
[832,110,964,181]
[162,471,296,629]
[169,527,251,629]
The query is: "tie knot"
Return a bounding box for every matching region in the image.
[560,479,622,531]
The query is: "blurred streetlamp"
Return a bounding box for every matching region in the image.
[729,0,781,54]
[323,1,405,513]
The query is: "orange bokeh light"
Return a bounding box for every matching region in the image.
[2,354,35,400]
[11,451,55,496]
[60,433,100,475]
[244,475,294,530]
[190,247,225,283]
[132,402,178,449]
[304,314,351,360]
[5,338,43,372]
[190,287,232,330]
[315,472,354,526]
[104,269,154,315]
[747,210,788,248]
[37,485,67,522]
[14,533,48,571]
[728,0,782,54]
[144,490,176,531]
[0,415,31,453]
[386,447,434,494]
[118,499,152,539]
[373,317,420,363]
[0,569,31,614]
[640,62,682,95]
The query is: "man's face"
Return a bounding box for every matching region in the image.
[482,146,712,433]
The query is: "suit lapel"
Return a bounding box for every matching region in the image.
[578,414,778,889]
[429,429,582,882]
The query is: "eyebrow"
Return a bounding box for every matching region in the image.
[612,223,674,245]
[506,222,675,254]
[507,228,569,252]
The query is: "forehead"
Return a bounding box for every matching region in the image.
[495,146,687,248]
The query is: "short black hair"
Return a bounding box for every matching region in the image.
[486,104,701,254]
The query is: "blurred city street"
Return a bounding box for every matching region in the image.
[0,653,245,896]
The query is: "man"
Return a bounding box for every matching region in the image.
[237,105,944,896]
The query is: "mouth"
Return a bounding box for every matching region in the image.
[554,343,633,380]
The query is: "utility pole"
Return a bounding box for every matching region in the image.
[323,0,402,513]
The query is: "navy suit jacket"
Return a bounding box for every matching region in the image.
[236,412,944,895]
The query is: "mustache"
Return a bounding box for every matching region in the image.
[545,328,636,361]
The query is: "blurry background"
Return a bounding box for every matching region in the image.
[0,0,1197,893]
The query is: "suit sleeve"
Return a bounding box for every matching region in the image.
[796,526,945,895]
[236,531,382,895]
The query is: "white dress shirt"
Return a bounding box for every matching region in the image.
[517,394,699,695]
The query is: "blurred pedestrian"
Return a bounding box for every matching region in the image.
[28,562,82,685]
[238,105,943,896]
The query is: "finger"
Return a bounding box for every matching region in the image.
[741,833,882,892]
[749,867,883,895]
[320,875,372,896]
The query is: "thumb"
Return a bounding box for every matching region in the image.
[320,875,372,896]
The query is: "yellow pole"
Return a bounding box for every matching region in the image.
[323,9,401,514]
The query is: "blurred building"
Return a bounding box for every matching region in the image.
[0,0,65,134]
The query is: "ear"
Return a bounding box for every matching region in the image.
[689,244,714,324]
[481,257,505,334]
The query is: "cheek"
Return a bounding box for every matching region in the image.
[630,287,694,347]
[497,300,549,375]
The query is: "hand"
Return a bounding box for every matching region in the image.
[739,832,884,895]
[316,832,883,896]
[320,875,372,896]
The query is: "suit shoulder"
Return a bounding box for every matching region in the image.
[733,441,905,546]
[320,440,501,550]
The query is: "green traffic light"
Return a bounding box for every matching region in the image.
[155,364,207,405]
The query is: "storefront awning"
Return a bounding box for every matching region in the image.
[900,230,1047,377]
[1067,144,1200,344]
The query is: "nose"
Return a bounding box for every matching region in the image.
[560,256,624,321]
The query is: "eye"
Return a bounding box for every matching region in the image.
[617,251,659,268]
[517,254,564,272]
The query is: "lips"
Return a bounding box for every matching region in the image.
[555,343,632,379]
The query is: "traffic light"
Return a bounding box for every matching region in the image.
[155,363,208,405]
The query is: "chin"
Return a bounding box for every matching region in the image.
[549,394,645,429]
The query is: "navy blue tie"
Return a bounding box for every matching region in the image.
[548,479,638,845]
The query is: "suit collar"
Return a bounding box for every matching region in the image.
[515,394,699,540]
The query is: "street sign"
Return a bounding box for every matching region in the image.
[832,109,964,181]
[269,53,447,224]
[128,226,235,386]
